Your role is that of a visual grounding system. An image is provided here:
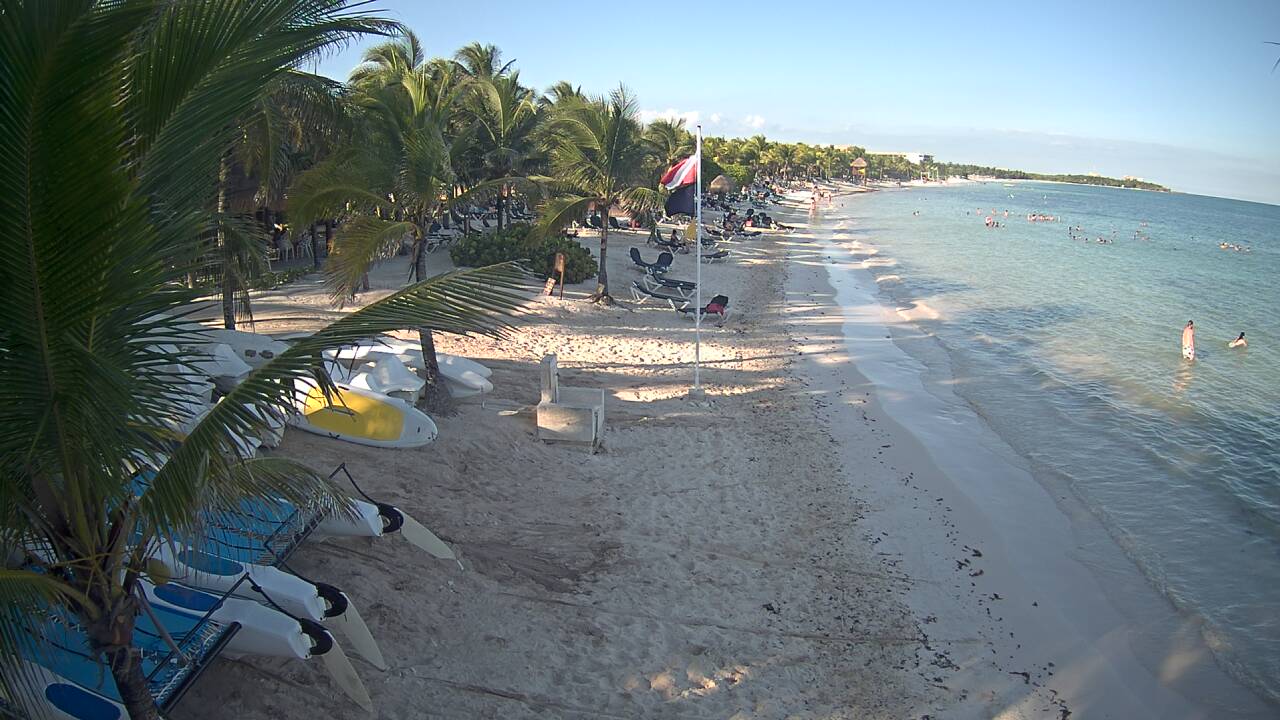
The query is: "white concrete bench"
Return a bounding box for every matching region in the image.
[536,354,604,451]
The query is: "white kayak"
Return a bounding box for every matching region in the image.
[375,347,493,397]
[289,380,437,449]
[437,353,493,395]
[360,337,493,382]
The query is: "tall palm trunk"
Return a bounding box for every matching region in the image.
[311,221,324,270]
[84,596,158,720]
[107,644,158,720]
[417,327,453,413]
[592,214,611,303]
[217,154,235,330]
[495,192,504,231]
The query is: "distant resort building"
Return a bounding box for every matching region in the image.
[869,151,934,165]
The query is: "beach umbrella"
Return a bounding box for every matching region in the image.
[708,174,735,195]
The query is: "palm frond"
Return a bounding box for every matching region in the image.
[288,153,392,227]
[324,216,418,303]
[534,195,597,238]
[0,568,78,706]
[131,0,397,224]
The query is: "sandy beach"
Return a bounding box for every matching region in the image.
[172,186,1270,719]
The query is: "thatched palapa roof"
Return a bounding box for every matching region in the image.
[708,174,735,195]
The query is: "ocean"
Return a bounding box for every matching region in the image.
[826,182,1280,705]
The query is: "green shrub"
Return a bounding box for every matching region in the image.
[450,225,598,284]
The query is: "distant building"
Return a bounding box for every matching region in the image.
[869,151,933,165]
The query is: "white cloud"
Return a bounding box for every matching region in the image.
[638,108,700,125]
[742,114,766,129]
[709,113,722,124]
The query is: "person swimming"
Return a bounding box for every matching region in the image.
[1182,320,1196,361]
[1229,332,1247,349]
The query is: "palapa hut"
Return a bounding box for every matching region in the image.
[850,157,868,185]
[708,174,735,196]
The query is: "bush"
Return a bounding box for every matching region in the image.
[450,225,598,284]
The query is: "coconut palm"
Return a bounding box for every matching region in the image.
[288,44,489,411]
[643,118,695,171]
[208,71,355,331]
[536,86,659,303]
[0,3,529,719]
[541,80,585,110]
[453,41,515,80]
[465,72,542,229]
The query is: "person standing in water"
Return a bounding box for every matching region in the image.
[1182,320,1196,360]
[1229,332,1247,348]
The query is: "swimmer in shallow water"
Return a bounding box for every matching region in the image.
[1229,332,1247,349]
[1182,320,1196,361]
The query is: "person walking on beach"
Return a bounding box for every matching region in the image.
[1182,320,1196,361]
[1229,332,1247,349]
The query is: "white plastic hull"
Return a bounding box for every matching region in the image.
[140,580,313,660]
[4,660,126,720]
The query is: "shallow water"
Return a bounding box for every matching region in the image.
[833,182,1280,704]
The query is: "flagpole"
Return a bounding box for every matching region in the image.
[693,125,703,397]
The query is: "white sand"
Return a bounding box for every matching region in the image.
[172,185,1271,719]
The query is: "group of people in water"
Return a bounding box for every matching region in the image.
[1181,320,1248,361]
[1218,241,1251,253]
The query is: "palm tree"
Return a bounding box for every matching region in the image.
[0,3,528,719]
[536,86,658,304]
[466,72,542,229]
[453,41,515,80]
[643,118,695,171]
[288,39,486,412]
[541,80,584,110]
[211,71,355,330]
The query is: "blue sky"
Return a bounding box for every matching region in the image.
[314,0,1280,204]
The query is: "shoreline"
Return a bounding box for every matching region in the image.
[798,186,1276,717]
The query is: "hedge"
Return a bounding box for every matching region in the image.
[450,224,598,284]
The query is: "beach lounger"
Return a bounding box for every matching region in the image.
[700,250,730,263]
[629,247,673,274]
[630,281,691,309]
[642,273,697,298]
[676,294,731,326]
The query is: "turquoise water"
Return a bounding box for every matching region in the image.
[840,182,1280,704]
